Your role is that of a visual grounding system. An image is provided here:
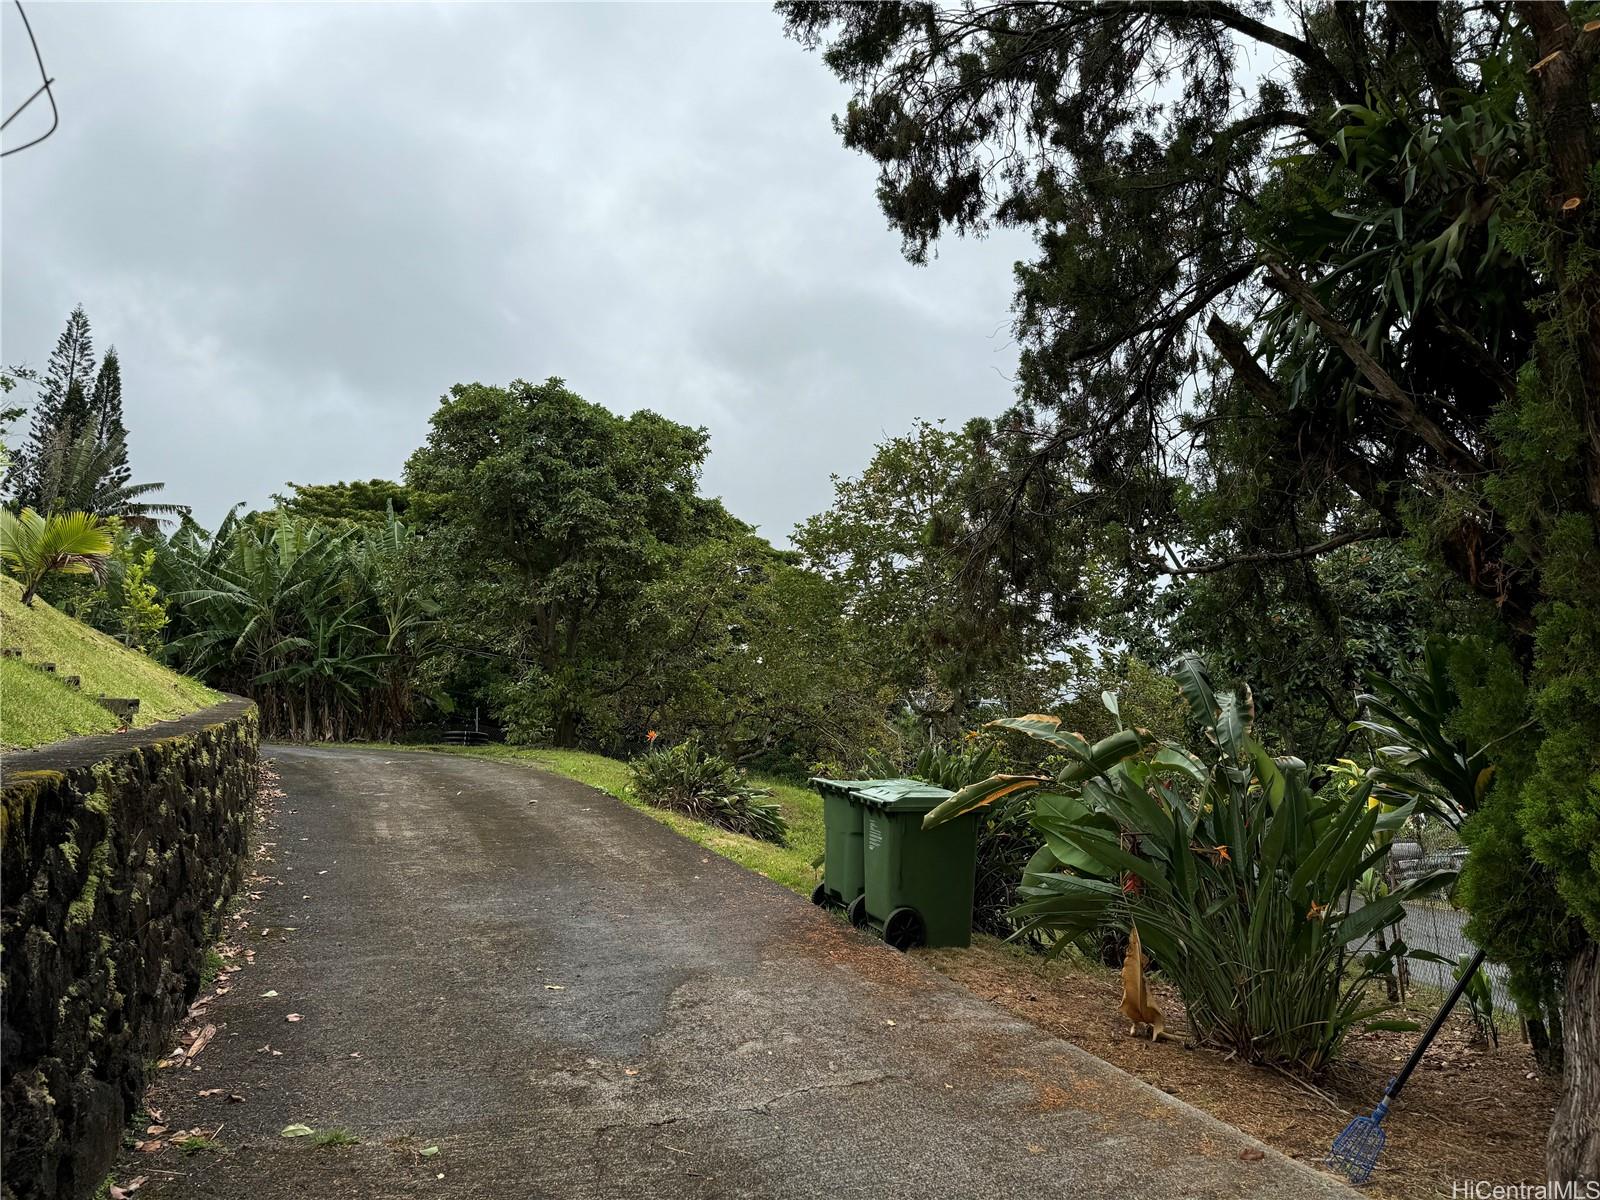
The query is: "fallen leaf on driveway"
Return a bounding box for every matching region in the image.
[281,1124,314,1138]
[188,1024,219,1060]
[1239,1148,1266,1163]
[420,1145,440,1158]
[109,1176,147,1198]
[260,990,279,998]
[197,1089,224,1098]
[286,1013,303,1022]
[543,985,565,991]
[227,1094,246,1103]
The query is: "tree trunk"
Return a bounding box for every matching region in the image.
[1548,939,1600,1183]
[554,708,579,748]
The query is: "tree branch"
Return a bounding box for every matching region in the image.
[1165,526,1387,576]
[1386,2,1469,110]
[1263,261,1489,476]
[1131,2,1362,105]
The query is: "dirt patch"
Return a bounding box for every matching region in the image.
[920,937,1556,1200]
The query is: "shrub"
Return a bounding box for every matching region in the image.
[630,740,787,844]
[926,657,1440,1073]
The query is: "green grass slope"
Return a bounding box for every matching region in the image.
[1,576,220,749]
[370,744,826,895]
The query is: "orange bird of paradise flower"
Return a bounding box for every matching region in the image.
[646,729,659,745]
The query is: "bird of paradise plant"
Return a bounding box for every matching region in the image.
[925,656,1442,1072]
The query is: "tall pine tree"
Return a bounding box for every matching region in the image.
[5,305,96,508]
[91,346,129,490]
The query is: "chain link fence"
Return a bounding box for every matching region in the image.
[1376,816,1518,1029]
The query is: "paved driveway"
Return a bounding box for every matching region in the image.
[123,745,1353,1199]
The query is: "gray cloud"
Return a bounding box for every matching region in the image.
[2,1,1028,541]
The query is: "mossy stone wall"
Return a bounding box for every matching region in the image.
[1,699,258,1200]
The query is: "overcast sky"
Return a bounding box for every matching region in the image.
[2,1,1028,542]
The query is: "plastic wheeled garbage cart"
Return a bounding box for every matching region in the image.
[808,778,877,926]
[856,778,977,950]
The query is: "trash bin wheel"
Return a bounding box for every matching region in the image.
[846,894,868,928]
[811,882,829,907]
[883,906,925,951]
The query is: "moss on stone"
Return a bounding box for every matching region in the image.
[2,701,259,1200]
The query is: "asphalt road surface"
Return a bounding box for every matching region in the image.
[121,745,1354,1199]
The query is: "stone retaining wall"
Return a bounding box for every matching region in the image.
[1,698,258,1200]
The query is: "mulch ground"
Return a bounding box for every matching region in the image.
[919,936,1556,1200]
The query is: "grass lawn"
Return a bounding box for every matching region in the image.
[1,576,220,748]
[373,743,826,895]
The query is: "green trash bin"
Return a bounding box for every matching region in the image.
[857,778,978,950]
[808,778,877,924]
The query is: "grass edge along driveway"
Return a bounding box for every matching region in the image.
[355,743,825,894]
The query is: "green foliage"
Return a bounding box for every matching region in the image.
[601,533,891,771]
[55,529,171,652]
[932,658,1431,1072]
[1152,544,1470,763]
[406,378,726,748]
[116,547,168,653]
[628,740,787,844]
[1358,636,1583,1045]
[1457,952,1498,1046]
[276,478,411,525]
[158,507,439,741]
[0,507,113,605]
[795,418,1093,733]
[861,740,998,793]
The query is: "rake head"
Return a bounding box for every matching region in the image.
[1326,1100,1390,1184]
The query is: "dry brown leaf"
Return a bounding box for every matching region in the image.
[188,1024,219,1060]
[1240,1147,1266,1163]
[145,1125,168,1136]
[198,1088,224,1098]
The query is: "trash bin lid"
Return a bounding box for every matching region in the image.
[854,778,954,813]
[809,777,879,798]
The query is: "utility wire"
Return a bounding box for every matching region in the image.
[2,1,59,157]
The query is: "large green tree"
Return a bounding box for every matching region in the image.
[786,1,1600,1175]
[620,532,891,770]
[405,378,728,747]
[275,478,412,525]
[796,417,1098,733]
